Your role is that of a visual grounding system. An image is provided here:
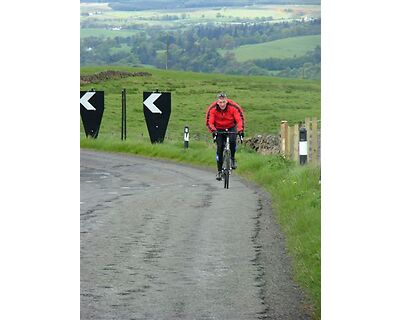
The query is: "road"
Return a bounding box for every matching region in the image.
[80,149,309,320]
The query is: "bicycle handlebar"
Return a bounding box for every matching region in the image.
[213,130,243,144]
[215,130,236,133]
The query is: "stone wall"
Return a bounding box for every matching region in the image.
[80,70,152,84]
[244,134,280,155]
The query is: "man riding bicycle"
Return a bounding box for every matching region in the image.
[205,92,245,181]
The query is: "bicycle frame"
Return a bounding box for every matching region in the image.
[216,130,236,189]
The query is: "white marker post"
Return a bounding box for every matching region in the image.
[299,127,307,165]
[184,125,189,149]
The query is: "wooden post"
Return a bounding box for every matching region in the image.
[288,125,293,159]
[305,117,311,158]
[305,117,310,133]
[312,116,318,164]
[280,121,288,156]
[293,123,299,162]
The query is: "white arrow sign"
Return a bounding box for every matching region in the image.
[80,92,96,111]
[143,93,162,114]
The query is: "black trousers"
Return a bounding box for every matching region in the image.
[215,131,237,171]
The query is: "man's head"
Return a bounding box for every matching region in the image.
[216,92,228,109]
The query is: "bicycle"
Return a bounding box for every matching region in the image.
[215,129,243,189]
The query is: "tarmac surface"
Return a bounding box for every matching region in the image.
[80,149,310,320]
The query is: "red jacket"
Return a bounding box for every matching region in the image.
[206,99,245,133]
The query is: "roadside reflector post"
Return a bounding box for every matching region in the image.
[184,125,189,149]
[299,127,308,165]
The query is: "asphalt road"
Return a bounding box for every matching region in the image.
[80,149,309,320]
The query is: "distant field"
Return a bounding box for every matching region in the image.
[220,35,321,61]
[81,4,320,20]
[80,2,112,13]
[80,4,321,36]
[189,4,320,20]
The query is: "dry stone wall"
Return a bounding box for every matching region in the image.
[244,134,280,155]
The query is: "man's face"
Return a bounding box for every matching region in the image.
[217,98,227,109]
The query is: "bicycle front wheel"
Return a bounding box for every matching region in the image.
[224,170,230,189]
[222,149,231,189]
[223,150,231,171]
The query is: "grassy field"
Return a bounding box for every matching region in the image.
[220,35,321,61]
[80,2,112,13]
[80,4,321,37]
[80,66,321,319]
[80,66,320,139]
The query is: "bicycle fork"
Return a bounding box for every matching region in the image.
[222,136,232,173]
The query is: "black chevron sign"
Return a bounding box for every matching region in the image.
[80,91,104,138]
[143,92,171,143]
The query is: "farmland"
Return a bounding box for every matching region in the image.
[220,35,321,61]
[81,4,321,38]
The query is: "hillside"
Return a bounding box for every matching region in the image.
[221,35,321,61]
[80,66,320,140]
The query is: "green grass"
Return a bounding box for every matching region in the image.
[220,35,321,61]
[80,66,321,319]
[80,66,320,138]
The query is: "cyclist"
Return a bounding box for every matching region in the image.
[205,92,245,181]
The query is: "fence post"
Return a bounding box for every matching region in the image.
[288,125,293,159]
[293,123,299,161]
[280,121,288,156]
[311,116,318,164]
[121,88,127,140]
[305,117,310,158]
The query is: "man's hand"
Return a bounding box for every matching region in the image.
[238,131,244,139]
[212,130,217,143]
[212,130,218,143]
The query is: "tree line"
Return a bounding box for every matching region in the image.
[81,19,321,79]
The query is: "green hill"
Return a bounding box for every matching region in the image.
[221,35,321,62]
[80,66,320,139]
